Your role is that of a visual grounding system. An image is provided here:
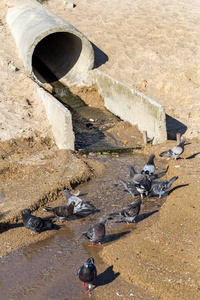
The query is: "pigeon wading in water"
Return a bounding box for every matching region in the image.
[152,176,178,198]
[83,218,106,246]
[119,179,140,198]
[43,202,75,223]
[109,198,142,223]
[141,154,156,175]
[129,166,148,184]
[63,189,95,213]
[22,209,53,235]
[77,257,97,293]
[159,139,186,160]
[135,179,152,199]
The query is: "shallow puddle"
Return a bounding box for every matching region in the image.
[0,153,167,299]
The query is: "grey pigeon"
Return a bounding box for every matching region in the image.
[129,166,148,184]
[22,209,53,235]
[152,176,178,198]
[109,198,142,223]
[43,202,75,223]
[63,189,95,213]
[119,179,140,197]
[83,218,106,246]
[77,257,97,293]
[141,154,156,175]
[135,179,152,199]
[159,139,186,160]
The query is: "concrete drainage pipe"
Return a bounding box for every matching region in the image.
[6,0,94,84]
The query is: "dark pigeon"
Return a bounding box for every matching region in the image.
[152,176,178,198]
[43,202,75,223]
[109,198,142,223]
[22,209,53,235]
[159,139,186,160]
[135,179,152,199]
[77,257,97,293]
[119,179,140,198]
[63,189,96,213]
[129,166,148,184]
[83,218,106,246]
[141,154,156,175]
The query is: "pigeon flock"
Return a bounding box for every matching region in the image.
[21,139,185,293]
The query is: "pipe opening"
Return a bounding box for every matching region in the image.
[32,32,82,83]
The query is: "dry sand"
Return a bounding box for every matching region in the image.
[0,0,200,299]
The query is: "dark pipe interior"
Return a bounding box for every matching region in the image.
[32,32,82,83]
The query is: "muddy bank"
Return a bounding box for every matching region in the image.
[0,137,102,257]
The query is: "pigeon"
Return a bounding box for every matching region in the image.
[63,189,96,213]
[43,202,75,223]
[152,176,178,198]
[141,154,156,175]
[77,257,97,293]
[129,166,148,184]
[83,218,106,246]
[135,179,152,199]
[22,209,53,235]
[159,139,186,160]
[119,179,140,198]
[109,198,142,223]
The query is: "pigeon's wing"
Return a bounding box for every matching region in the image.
[86,226,95,240]
[27,216,43,231]
[133,173,147,184]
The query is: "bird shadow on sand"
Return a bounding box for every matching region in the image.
[93,265,120,290]
[169,184,189,194]
[135,210,159,223]
[0,221,24,234]
[152,166,169,180]
[186,152,200,159]
[103,230,131,244]
[74,209,101,219]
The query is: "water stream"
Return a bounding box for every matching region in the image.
[0,153,167,299]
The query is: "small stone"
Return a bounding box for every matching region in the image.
[66,1,75,8]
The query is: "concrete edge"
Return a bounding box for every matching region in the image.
[35,86,75,150]
[93,69,167,144]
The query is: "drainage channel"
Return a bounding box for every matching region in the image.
[51,81,143,152]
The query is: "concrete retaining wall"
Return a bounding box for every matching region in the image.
[6,0,94,85]
[93,70,167,144]
[36,86,75,150]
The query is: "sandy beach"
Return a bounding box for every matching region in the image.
[0,0,200,299]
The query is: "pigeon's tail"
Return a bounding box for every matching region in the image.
[43,207,54,213]
[43,219,53,229]
[169,176,178,186]
[129,166,137,179]
[81,202,95,211]
[119,179,137,197]
[108,212,122,220]
[159,150,171,157]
